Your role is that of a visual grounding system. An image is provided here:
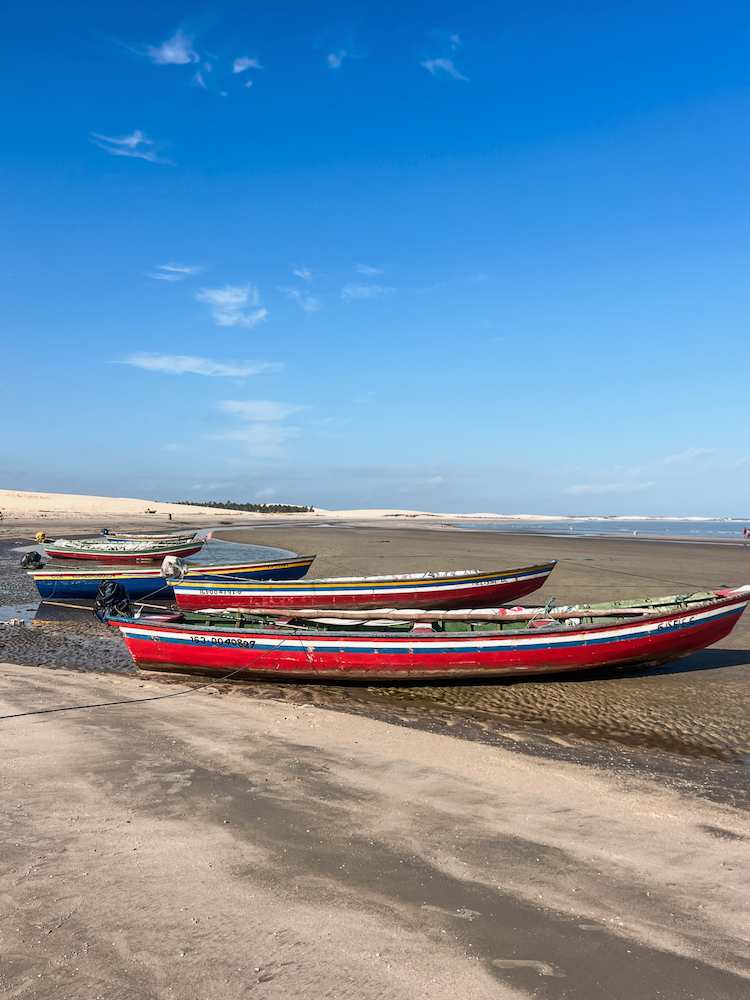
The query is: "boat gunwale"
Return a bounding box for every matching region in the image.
[170,560,558,591]
[46,541,204,556]
[112,589,750,643]
[28,554,317,580]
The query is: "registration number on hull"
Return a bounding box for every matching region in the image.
[190,635,256,649]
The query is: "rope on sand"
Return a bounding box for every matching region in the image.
[0,668,244,721]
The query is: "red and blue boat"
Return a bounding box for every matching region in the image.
[170,562,557,612]
[30,554,316,602]
[111,586,750,681]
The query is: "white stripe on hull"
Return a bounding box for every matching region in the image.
[121,599,747,652]
[173,569,551,599]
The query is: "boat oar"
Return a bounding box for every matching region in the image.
[40,599,175,613]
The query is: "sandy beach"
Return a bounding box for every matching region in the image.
[2,663,749,999]
[1,498,750,998]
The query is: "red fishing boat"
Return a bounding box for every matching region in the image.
[110,586,750,681]
[170,562,557,611]
[45,536,204,563]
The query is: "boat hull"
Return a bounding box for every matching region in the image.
[171,563,556,612]
[45,542,204,563]
[105,533,197,544]
[115,593,749,681]
[31,556,316,600]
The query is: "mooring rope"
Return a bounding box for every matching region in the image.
[0,668,245,721]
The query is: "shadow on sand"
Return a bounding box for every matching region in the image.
[387,648,750,689]
[146,646,750,691]
[287,647,750,690]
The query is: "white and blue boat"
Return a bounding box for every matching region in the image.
[29,554,316,602]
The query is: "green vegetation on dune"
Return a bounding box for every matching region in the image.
[175,500,314,514]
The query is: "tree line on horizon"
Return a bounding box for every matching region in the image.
[175,500,314,514]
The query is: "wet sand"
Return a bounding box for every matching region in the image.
[2,521,750,996]
[2,662,749,999]
[3,522,750,782]
[203,525,750,766]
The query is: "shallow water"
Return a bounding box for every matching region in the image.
[10,535,294,567]
[0,603,38,625]
[2,536,295,623]
[453,518,750,540]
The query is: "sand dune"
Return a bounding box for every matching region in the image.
[0,490,512,526]
[0,489,729,528]
[0,489,265,524]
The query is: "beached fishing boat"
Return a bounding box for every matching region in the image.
[45,536,204,563]
[102,531,198,544]
[170,562,557,612]
[29,554,316,601]
[110,587,750,680]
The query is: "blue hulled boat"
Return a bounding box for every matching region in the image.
[30,554,316,602]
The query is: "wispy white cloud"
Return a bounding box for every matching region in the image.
[189,481,232,493]
[420,58,468,82]
[341,283,393,302]
[326,50,348,69]
[734,455,750,469]
[563,447,723,501]
[149,262,201,282]
[211,423,299,457]
[213,398,301,457]
[192,60,216,90]
[293,266,313,282]
[661,448,714,465]
[121,353,280,377]
[450,33,462,49]
[90,130,171,164]
[355,263,383,276]
[196,284,268,328]
[233,56,262,74]
[563,481,655,496]
[397,474,446,494]
[219,400,300,421]
[255,486,276,500]
[280,286,321,313]
[147,29,199,66]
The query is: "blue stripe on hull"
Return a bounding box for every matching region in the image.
[34,561,310,600]
[120,605,742,655]
[35,578,174,600]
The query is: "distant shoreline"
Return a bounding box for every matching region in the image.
[375,513,750,524]
[0,491,747,547]
[446,523,749,546]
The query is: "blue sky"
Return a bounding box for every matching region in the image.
[2,1,749,514]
